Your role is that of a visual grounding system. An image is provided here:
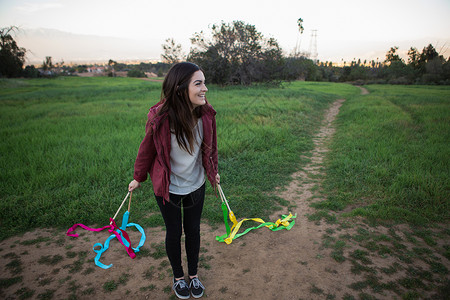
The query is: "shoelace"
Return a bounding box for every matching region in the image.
[174,279,188,290]
[190,278,204,289]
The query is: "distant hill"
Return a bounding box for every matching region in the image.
[16,28,161,65]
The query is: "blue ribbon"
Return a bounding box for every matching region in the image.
[92,211,146,269]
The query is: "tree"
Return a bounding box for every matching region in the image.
[297,18,304,34]
[42,56,53,71]
[293,18,304,57]
[384,46,403,65]
[0,26,27,77]
[108,59,117,77]
[420,44,440,64]
[407,47,420,68]
[443,58,450,84]
[161,38,185,65]
[412,44,446,83]
[189,20,284,85]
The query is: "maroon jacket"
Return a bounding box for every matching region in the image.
[133,100,218,202]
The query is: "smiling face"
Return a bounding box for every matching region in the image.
[188,70,208,108]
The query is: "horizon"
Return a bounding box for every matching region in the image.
[14,27,450,67]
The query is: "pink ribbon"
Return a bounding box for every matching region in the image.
[66,218,136,259]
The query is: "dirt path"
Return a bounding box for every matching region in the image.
[141,77,164,82]
[358,86,369,95]
[199,99,351,299]
[1,94,448,299]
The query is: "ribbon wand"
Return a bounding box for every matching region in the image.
[217,184,230,211]
[215,183,296,245]
[110,191,131,225]
[217,183,237,225]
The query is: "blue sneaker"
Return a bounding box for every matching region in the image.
[189,277,205,298]
[173,278,190,299]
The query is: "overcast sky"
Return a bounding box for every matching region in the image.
[1,0,449,64]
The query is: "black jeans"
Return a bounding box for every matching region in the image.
[156,183,205,279]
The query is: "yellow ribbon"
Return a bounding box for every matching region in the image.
[224,213,295,244]
[216,184,296,245]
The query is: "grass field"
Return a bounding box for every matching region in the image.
[0,77,358,240]
[320,84,450,225]
[1,77,449,299]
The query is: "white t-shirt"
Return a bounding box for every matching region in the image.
[169,119,206,195]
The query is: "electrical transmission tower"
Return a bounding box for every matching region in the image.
[308,30,318,62]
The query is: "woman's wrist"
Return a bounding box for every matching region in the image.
[128,179,141,191]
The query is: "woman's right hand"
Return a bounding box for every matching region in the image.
[128,179,141,192]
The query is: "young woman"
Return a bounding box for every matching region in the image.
[128,62,219,299]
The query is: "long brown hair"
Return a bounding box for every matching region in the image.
[157,62,203,154]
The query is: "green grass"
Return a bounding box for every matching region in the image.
[37,254,63,265]
[149,242,166,259]
[102,280,118,292]
[1,77,449,299]
[140,284,156,292]
[19,237,52,246]
[101,273,131,293]
[5,258,23,275]
[322,85,450,224]
[0,276,23,288]
[15,287,35,299]
[36,289,55,300]
[0,77,358,239]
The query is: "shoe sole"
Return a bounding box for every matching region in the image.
[191,291,204,298]
[174,290,190,300]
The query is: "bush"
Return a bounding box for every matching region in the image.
[387,76,411,85]
[22,65,40,78]
[127,69,146,78]
[283,56,318,81]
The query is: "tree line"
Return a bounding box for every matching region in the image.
[1,23,449,85]
[318,44,450,85]
[162,20,449,85]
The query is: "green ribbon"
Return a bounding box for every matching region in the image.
[216,202,231,242]
[216,204,297,244]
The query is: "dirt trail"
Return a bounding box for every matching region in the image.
[199,99,353,299]
[358,86,369,95]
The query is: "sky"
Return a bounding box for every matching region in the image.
[1,0,449,64]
